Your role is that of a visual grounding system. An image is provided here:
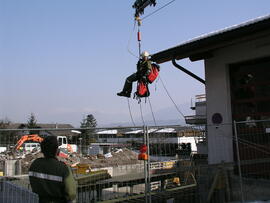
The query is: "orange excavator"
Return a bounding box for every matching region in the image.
[14,134,74,158]
[15,134,43,150]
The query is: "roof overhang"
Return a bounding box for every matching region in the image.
[151,15,270,63]
[96,130,118,135]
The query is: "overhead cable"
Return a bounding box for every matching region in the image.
[142,0,176,20]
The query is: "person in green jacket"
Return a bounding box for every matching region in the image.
[117,51,152,98]
[29,136,76,203]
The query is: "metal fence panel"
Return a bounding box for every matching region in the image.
[234,120,270,202]
[1,122,269,202]
[0,179,38,203]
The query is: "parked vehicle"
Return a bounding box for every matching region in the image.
[14,134,78,153]
[24,143,40,152]
[0,147,7,153]
[57,136,78,153]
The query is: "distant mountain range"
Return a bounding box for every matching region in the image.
[99,102,193,127]
[104,119,186,127]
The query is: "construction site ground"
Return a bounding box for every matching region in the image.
[0,148,140,175]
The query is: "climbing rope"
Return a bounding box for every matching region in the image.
[127,98,136,126]
[159,75,185,119]
[139,102,146,126]
[127,20,139,59]
[148,97,157,126]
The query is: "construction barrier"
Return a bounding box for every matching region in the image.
[0,122,270,202]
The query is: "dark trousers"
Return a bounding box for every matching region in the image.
[122,72,139,94]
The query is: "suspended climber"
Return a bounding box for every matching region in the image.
[117,51,152,98]
[118,0,180,126]
[117,0,160,99]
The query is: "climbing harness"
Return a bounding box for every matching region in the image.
[133,63,160,103]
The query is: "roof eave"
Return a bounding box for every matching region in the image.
[151,16,270,64]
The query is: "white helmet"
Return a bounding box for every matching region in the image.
[141,51,150,57]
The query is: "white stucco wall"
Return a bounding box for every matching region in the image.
[205,34,270,164]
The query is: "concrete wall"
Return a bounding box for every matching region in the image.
[205,34,270,164]
[112,164,144,176]
[92,164,144,177]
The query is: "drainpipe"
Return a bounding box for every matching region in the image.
[172,58,205,85]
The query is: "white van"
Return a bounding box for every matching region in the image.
[24,143,40,152]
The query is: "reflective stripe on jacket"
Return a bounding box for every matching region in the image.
[29,171,63,182]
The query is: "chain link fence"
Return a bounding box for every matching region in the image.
[0,122,269,202]
[233,119,270,202]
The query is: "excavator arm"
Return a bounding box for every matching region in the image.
[15,134,43,150]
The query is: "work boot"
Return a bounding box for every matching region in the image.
[117,91,131,98]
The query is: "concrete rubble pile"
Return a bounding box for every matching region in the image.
[0,148,140,175]
[79,148,140,168]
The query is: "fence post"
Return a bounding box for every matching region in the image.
[233,120,244,203]
[143,125,148,203]
[146,126,151,203]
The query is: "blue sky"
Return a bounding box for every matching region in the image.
[1,0,270,127]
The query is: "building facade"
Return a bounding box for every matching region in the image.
[151,15,270,164]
